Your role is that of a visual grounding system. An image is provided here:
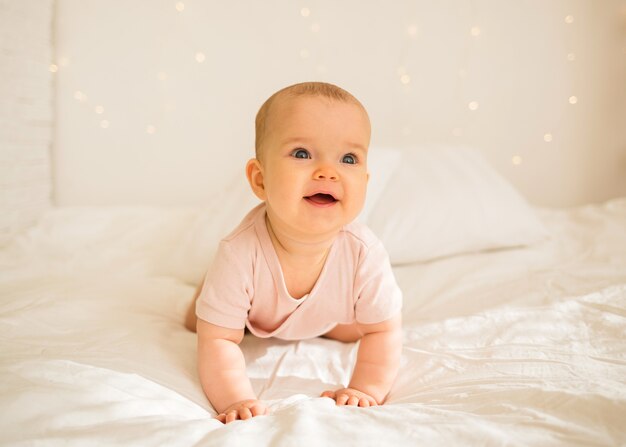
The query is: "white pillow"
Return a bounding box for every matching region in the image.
[364,146,549,264]
[359,147,403,223]
[160,175,260,285]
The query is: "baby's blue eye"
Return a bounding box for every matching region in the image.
[292,149,310,159]
[342,154,357,164]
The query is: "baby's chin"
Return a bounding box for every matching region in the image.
[267,203,361,238]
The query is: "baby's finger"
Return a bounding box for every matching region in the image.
[358,398,370,408]
[239,407,253,420]
[250,404,264,417]
[347,395,359,406]
[216,413,226,423]
[336,393,350,406]
[225,410,239,424]
[320,390,335,399]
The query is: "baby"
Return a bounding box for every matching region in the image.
[185,81,403,424]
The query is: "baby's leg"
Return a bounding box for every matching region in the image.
[184,283,203,333]
[322,322,363,343]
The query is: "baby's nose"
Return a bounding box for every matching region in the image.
[314,164,338,181]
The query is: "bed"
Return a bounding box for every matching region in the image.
[1,147,625,446]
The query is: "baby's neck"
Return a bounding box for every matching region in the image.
[264,214,336,262]
[264,213,339,299]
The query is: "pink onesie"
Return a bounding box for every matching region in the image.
[195,203,402,340]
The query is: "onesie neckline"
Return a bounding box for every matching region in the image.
[254,205,338,303]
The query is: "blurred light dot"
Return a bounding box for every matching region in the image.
[49,64,58,73]
[567,52,576,61]
[94,105,104,114]
[300,49,310,59]
[452,128,463,137]
[565,15,574,24]
[407,25,418,37]
[157,72,168,81]
[195,52,206,63]
[468,101,479,111]
[569,95,578,104]
[400,74,411,84]
[301,7,310,17]
[175,2,184,12]
[544,133,553,142]
[311,23,320,32]
[74,91,86,101]
[512,155,522,165]
[470,26,481,37]
[146,125,156,134]
[100,120,109,129]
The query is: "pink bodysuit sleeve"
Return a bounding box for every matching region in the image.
[195,241,252,329]
[353,240,403,324]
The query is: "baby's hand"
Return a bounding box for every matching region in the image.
[216,399,270,424]
[320,388,378,407]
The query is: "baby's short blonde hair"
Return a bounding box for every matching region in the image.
[254,81,368,160]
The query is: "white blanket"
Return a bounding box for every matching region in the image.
[1,199,625,446]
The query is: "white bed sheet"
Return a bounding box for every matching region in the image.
[1,199,625,446]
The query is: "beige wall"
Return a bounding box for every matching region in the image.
[53,0,626,208]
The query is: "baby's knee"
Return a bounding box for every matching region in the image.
[184,300,198,333]
[184,284,203,333]
[184,313,197,333]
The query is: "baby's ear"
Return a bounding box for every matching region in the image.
[246,158,267,200]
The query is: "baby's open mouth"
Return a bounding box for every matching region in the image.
[304,193,338,205]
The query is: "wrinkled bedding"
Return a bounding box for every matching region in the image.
[1,199,625,446]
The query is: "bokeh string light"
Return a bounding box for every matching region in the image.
[50,3,599,160]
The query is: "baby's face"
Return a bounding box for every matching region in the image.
[254,95,370,238]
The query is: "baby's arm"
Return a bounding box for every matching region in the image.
[197,319,269,423]
[322,313,402,406]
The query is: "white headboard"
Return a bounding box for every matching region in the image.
[0,1,54,245]
[49,0,626,208]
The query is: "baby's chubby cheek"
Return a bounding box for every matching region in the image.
[351,185,368,211]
